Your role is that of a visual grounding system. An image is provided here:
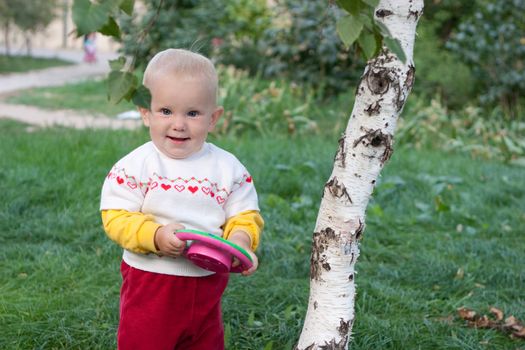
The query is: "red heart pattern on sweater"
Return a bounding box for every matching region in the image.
[110,169,254,206]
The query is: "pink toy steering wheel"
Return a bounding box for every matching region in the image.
[176,229,253,273]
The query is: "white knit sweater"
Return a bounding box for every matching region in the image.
[100,141,260,276]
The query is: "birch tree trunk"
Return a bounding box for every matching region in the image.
[296,1,423,349]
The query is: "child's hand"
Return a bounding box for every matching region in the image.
[154,223,186,258]
[228,231,259,276]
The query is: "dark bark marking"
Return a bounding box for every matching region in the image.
[405,64,416,91]
[334,134,346,168]
[348,274,354,281]
[310,227,338,281]
[394,65,416,112]
[408,9,421,20]
[393,82,404,112]
[366,68,392,95]
[375,9,393,18]
[314,301,318,310]
[338,319,351,338]
[355,219,365,240]
[352,128,394,164]
[364,98,383,116]
[371,135,383,147]
[325,177,352,203]
[319,337,348,350]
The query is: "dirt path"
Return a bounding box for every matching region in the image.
[0,48,141,130]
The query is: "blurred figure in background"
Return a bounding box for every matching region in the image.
[83,33,97,63]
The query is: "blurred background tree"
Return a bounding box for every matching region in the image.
[254,0,363,96]
[118,0,271,70]
[446,0,525,118]
[0,0,58,55]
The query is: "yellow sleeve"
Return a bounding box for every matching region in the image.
[101,209,162,254]
[222,210,264,251]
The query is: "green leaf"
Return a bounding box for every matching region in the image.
[263,341,273,350]
[107,70,137,105]
[247,310,255,326]
[336,15,364,48]
[131,85,152,109]
[434,195,450,212]
[374,20,392,37]
[336,0,366,15]
[72,0,115,36]
[362,0,380,7]
[119,0,134,16]
[109,56,127,71]
[384,37,407,63]
[99,16,121,40]
[358,30,378,59]
[359,12,374,31]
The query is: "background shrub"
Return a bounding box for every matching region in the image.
[119,0,271,69]
[446,0,525,117]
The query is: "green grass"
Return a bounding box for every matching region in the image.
[0,119,524,349]
[0,55,73,74]
[5,78,136,118]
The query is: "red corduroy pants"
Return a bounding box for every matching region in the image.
[117,261,229,350]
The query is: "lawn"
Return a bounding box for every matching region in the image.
[0,119,523,349]
[0,55,73,74]
[4,78,136,118]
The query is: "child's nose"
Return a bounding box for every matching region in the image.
[171,114,186,131]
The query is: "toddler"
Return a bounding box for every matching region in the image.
[100,48,263,350]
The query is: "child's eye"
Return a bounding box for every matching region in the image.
[187,110,199,117]
[160,108,172,116]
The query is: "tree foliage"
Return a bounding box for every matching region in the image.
[0,0,59,54]
[118,0,270,69]
[422,0,477,42]
[255,0,362,95]
[446,0,525,115]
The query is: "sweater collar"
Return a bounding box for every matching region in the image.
[150,142,210,162]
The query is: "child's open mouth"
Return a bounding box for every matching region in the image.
[168,136,190,143]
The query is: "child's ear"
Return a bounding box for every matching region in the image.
[209,106,224,131]
[139,107,151,127]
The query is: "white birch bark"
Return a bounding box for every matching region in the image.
[295,1,423,349]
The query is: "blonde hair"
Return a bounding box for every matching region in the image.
[143,48,219,102]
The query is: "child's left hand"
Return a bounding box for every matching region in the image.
[228,231,258,276]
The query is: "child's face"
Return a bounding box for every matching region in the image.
[140,74,223,159]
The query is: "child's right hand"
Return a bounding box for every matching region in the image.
[154,223,186,258]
